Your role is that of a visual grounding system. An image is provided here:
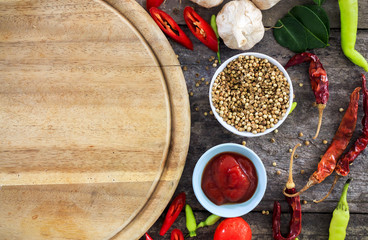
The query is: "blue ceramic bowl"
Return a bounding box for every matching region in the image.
[192,143,267,217]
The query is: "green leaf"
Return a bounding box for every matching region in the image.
[273,4,330,52]
[305,4,330,35]
[273,16,307,53]
[289,5,329,48]
[313,0,326,6]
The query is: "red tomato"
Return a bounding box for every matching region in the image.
[213,217,252,240]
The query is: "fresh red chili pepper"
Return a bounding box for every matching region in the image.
[170,229,184,240]
[284,87,361,198]
[159,192,186,236]
[285,52,329,139]
[150,8,193,50]
[314,74,368,203]
[183,7,218,52]
[273,144,302,240]
[146,0,164,10]
[145,232,154,240]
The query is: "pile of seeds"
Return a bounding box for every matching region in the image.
[211,55,290,134]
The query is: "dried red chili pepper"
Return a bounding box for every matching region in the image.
[145,232,154,240]
[284,87,361,198]
[159,192,186,236]
[285,52,329,139]
[183,7,218,52]
[150,8,193,50]
[336,74,368,176]
[314,74,368,203]
[170,229,184,240]
[146,0,164,10]
[273,144,302,240]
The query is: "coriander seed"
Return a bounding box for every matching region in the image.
[211,55,290,134]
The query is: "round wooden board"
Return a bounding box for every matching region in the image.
[0,0,190,239]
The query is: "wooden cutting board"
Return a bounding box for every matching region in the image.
[0,0,190,239]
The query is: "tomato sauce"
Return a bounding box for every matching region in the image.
[201,152,258,205]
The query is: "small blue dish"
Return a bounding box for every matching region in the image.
[192,143,267,218]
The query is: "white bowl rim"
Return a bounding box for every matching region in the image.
[192,143,267,218]
[209,52,294,137]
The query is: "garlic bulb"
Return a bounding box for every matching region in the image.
[189,0,223,8]
[251,0,281,10]
[216,0,264,50]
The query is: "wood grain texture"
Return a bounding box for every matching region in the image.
[0,0,190,239]
[103,0,191,239]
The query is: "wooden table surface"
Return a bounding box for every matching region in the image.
[135,0,368,239]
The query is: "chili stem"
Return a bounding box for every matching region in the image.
[313,104,326,139]
[286,143,301,189]
[313,174,341,203]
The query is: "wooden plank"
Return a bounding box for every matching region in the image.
[170,29,368,213]
[0,0,191,239]
[136,0,368,28]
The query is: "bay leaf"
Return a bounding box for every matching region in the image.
[305,4,330,35]
[289,5,329,48]
[273,15,307,53]
[273,4,330,52]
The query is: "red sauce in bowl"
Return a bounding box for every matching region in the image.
[201,152,258,205]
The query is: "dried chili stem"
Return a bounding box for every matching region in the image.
[286,143,302,190]
[313,104,326,139]
[313,175,341,203]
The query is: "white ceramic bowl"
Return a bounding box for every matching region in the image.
[209,52,293,137]
[192,143,267,218]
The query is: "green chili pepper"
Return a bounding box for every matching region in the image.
[185,204,197,237]
[210,15,221,64]
[338,0,368,71]
[289,102,297,115]
[328,178,352,240]
[197,214,221,229]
